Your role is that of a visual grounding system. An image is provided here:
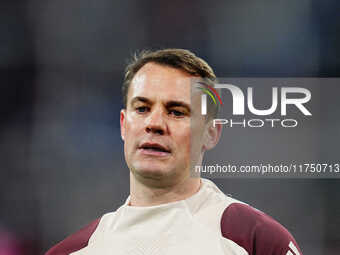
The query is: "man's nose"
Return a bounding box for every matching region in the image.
[145,108,167,135]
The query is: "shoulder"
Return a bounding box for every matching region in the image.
[221,203,303,255]
[45,218,101,255]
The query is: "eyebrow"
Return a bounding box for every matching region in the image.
[130,97,191,112]
[165,101,191,112]
[130,96,152,106]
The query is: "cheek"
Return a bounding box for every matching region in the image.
[125,113,144,133]
[190,124,206,149]
[124,117,142,150]
[171,124,192,150]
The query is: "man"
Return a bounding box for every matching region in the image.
[46,49,303,255]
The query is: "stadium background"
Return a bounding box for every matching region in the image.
[1,0,339,254]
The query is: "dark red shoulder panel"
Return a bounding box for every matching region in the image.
[221,203,302,255]
[45,218,100,255]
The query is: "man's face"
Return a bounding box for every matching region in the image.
[120,63,207,186]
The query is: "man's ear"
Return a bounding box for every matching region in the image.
[120,109,126,141]
[203,120,222,151]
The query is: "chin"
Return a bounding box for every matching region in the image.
[132,163,176,181]
[135,166,170,178]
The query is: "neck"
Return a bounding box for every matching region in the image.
[129,172,201,207]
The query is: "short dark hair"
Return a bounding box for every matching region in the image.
[122,48,219,119]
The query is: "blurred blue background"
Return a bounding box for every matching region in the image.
[0,0,339,254]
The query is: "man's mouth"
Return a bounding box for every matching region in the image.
[138,142,171,156]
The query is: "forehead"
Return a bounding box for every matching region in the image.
[127,63,194,104]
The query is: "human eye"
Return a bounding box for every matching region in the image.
[168,109,186,117]
[136,106,149,113]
